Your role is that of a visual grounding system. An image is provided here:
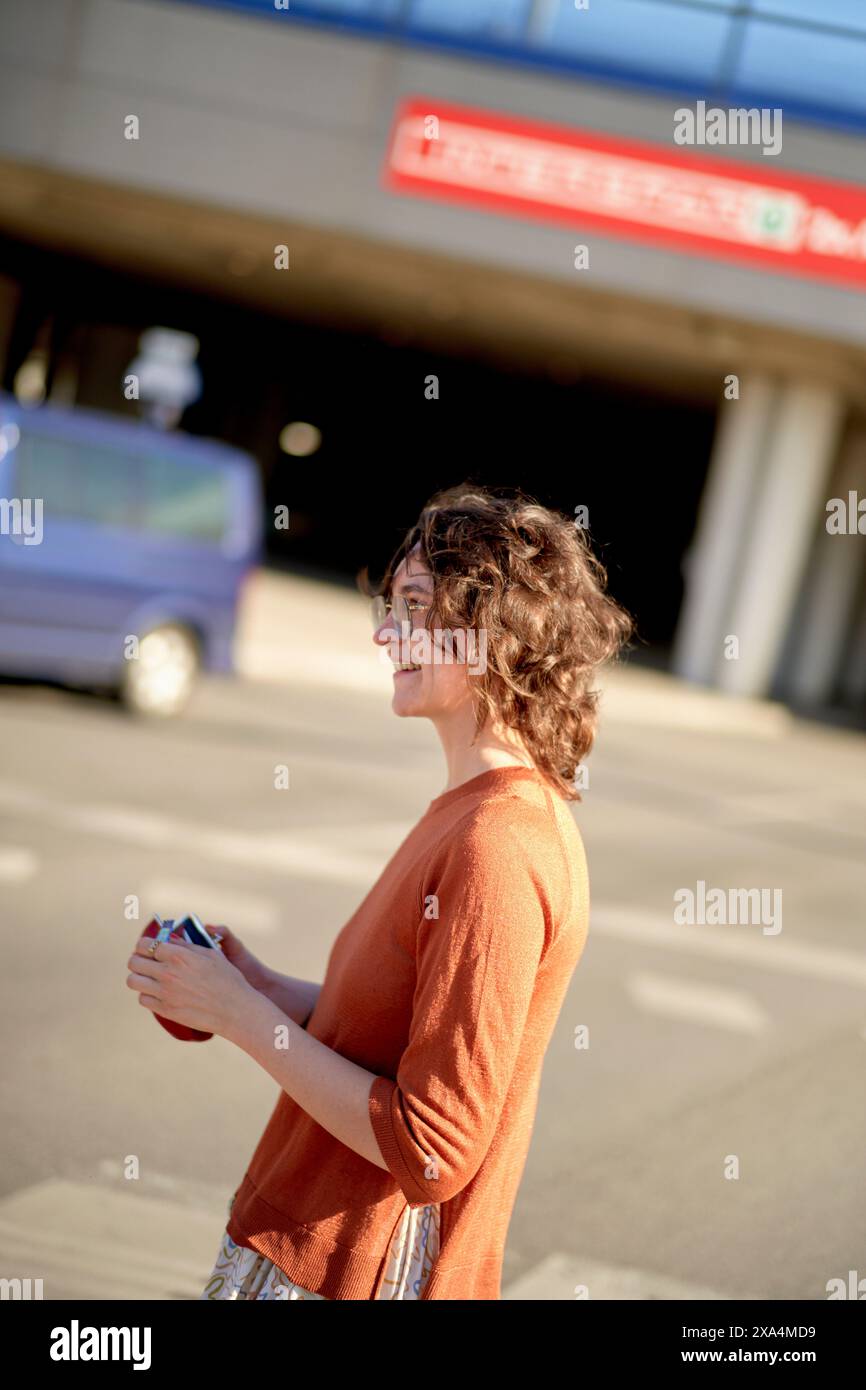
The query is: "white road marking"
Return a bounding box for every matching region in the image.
[503,1250,752,1300]
[592,904,866,989]
[141,878,279,935]
[0,1179,226,1300]
[0,1180,748,1302]
[0,781,385,886]
[0,845,37,882]
[627,971,769,1033]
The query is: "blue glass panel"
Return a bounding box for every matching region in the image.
[176,0,402,14]
[735,20,866,118]
[752,1,866,34]
[528,0,733,87]
[407,0,528,42]
[162,1,866,129]
[288,0,403,17]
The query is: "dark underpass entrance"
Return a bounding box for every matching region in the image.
[1,239,718,659]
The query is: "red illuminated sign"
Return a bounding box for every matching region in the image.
[383,97,866,291]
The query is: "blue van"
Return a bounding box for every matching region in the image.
[0,394,264,714]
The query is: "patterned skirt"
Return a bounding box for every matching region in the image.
[200,1195,441,1300]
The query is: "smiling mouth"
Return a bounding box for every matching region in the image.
[393,662,422,673]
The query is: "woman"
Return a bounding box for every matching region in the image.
[127,483,633,1300]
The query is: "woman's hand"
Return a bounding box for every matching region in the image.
[126,934,257,1039]
[208,923,273,993]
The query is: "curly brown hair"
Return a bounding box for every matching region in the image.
[360,483,634,801]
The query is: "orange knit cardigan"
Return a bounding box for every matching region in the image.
[226,764,589,1299]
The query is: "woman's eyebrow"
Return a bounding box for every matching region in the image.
[392,575,434,594]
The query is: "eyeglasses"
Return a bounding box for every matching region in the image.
[371,593,432,630]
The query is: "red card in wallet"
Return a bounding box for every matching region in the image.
[140,916,224,1042]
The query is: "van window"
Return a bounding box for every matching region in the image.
[12,429,232,542]
[141,453,230,542]
[13,431,139,527]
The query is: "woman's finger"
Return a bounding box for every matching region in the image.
[132,931,188,952]
[126,970,162,997]
[130,936,188,968]
[130,938,165,963]
[127,953,164,980]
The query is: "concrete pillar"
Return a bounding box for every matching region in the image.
[672,375,779,684]
[784,429,866,704]
[839,582,866,706]
[717,380,845,697]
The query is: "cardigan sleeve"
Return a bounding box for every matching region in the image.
[367,804,555,1205]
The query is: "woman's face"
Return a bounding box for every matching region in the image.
[372,548,475,722]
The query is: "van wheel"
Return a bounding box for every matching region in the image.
[121,624,200,717]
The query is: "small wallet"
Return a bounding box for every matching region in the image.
[140,914,224,1042]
